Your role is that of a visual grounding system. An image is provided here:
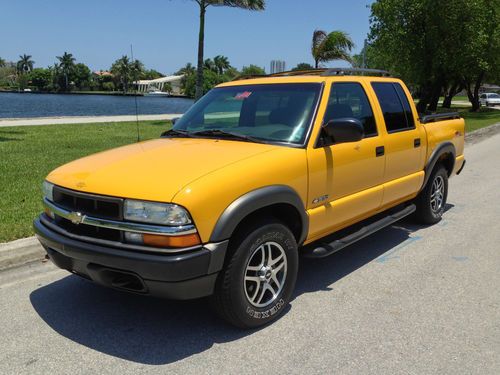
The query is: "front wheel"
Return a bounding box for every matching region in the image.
[210,220,298,328]
[414,165,448,224]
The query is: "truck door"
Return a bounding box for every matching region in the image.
[371,82,425,206]
[307,82,385,240]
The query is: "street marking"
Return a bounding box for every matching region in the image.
[375,235,423,263]
[451,256,469,261]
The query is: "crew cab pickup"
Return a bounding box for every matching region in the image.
[34,68,465,328]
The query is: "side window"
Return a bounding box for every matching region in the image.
[323,82,377,137]
[372,82,415,133]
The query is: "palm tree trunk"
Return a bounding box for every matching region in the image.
[195,1,206,101]
[315,59,319,69]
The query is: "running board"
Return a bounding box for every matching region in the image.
[303,204,416,259]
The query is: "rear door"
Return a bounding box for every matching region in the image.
[371,82,425,206]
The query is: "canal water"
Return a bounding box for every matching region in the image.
[0,92,194,118]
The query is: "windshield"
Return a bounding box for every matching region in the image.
[171,83,322,145]
[488,93,500,98]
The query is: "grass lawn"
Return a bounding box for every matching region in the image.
[438,105,500,132]
[0,120,171,243]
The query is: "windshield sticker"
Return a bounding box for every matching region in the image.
[235,91,252,100]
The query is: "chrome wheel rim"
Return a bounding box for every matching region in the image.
[430,175,445,213]
[244,241,287,308]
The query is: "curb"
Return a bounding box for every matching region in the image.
[465,122,500,144]
[0,237,45,271]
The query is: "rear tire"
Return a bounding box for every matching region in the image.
[414,165,448,224]
[210,220,298,328]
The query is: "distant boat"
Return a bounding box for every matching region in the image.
[23,88,32,93]
[144,89,169,97]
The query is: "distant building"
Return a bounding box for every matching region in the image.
[134,75,184,95]
[270,60,286,74]
[93,70,113,77]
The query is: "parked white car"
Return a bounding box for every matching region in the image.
[480,92,500,107]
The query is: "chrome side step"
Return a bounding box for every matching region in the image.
[303,204,416,259]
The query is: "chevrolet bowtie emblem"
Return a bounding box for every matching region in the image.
[68,211,84,225]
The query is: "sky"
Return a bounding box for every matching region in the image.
[0,0,374,74]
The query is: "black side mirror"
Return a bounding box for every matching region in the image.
[171,117,180,125]
[322,118,364,144]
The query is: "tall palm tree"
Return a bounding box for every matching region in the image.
[311,30,354,68]
[204,58,217,72]
[111,56,143,94]
[214,55,230,75]
[190,0,265,101]
[176,62,196,76]
[16,54,34,74]
[56,52,76,91]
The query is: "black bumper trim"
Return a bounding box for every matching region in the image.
[34,218,228,300]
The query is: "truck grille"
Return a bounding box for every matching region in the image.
[53,186,123,220]
[51,186,124,242]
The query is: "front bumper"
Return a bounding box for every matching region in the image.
[34,217,228,300]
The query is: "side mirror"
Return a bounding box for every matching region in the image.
[171,117,180,125]
[322,118,364,144]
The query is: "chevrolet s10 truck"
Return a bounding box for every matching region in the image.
[35,68,465,328]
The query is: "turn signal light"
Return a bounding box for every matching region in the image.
[142,233,201,248]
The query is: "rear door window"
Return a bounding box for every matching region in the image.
[372,82,415,132]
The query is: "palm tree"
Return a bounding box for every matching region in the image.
[214,55,230,75]
[311,30,354,68]
[16,54,34,74]
[56,52,76,91]
[176,62,196,76]
[0,57,6,68]
[111,56,143,94]
[204,58,217,72]
[190,0,265,101]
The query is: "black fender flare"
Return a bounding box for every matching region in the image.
[209,185,309,245]
[421,141,456,190]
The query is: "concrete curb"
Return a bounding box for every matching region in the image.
[465,122,500,144]
[0,237,45,271]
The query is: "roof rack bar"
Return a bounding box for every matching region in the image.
[231,68,392,81]
[320,68,391,77]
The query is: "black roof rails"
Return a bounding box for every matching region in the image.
[231,68,391,81]
[320,68,391,77]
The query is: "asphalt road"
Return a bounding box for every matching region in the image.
[1,134,499,375]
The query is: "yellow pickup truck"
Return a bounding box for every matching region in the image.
[35,68,465,328]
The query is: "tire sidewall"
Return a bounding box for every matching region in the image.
[427,167,448,220]
[229,223,298,327]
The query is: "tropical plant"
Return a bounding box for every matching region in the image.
[291,62,314,71]
[28,68,52,91]
[0,57,6,67]
[72,63,92,90]
[189,0,265,101]
[214,55,231,75]
[56,52,76,91]
[240,64,266,76]
[175,62,196,76]
[204,58,217,72]
[110,56,143,94]
[311,30,354,68]
[16,54,34,74]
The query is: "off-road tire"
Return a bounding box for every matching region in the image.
[210,220,298,328]
[414,165,448,224]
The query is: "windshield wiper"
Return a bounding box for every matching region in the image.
[161,128,192,138]
[191,129,265,143]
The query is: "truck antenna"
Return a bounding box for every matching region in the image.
[130,44,140,142]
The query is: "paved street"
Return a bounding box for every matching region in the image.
[1,133,499,375]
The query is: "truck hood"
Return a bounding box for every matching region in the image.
[47,138,276,202]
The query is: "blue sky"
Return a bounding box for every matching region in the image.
[0,0,373,74]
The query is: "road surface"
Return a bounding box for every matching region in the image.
[0,133,499,375]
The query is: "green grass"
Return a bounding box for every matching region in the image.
[436,106,500,132]
[0,120,171,243]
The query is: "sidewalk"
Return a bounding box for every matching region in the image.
[0,113,182,128]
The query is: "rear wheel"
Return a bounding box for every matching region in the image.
[414,165,448,224]
[211,220,298,328]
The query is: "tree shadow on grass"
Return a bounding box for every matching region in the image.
[0,129,25,142]
[29,212,438,365]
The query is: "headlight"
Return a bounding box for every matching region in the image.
[42,181,54,201]
[124,200,192,226]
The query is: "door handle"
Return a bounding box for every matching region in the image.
[375,146,385,157]
[414,138,421,148]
